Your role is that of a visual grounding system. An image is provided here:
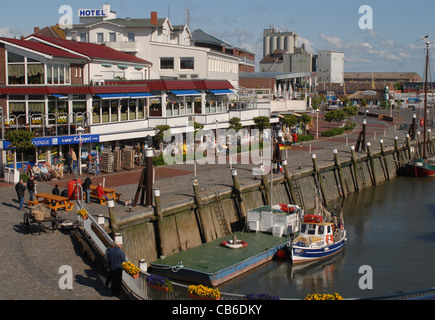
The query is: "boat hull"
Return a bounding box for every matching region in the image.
[150,232,289,287]
[399,158,435,177]
[291,237,347,265]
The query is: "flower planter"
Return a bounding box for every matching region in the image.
[131,273,139,279]
[188,293,220,301]
[148,283,169,293]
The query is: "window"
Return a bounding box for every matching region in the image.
[128,33,135,42]
[160,57,174,70]
[109,32,116,43]
[97,33,104,43]
[8,52,46,85]
[80,33,87,42]
[180,57,194,70]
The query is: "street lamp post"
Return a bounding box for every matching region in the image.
[76,126,85,176]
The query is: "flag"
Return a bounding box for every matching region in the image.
[279,143,292,150]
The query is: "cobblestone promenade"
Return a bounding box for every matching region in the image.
[0,111,412,300]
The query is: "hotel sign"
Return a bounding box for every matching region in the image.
[78,9,107,17]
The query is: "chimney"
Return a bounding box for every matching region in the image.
[151,12,158,26]
[34,27,40,34]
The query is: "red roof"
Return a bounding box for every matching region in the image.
[0,85,150,95]
[105,79,234,91]
[29,35,151,65]
[0,37,85,60]
[194,80,234,90]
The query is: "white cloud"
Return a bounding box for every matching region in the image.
[297,36,315,53]
[319,34,343,49]
[0,27,21,38]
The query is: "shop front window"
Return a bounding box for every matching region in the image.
[102,100,110,123]
[121,99,128,121]
[138,99,146,119]
[129,99,137,120]
[93,99,101,124]
[111,100,119,122]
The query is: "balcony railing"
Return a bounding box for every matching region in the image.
[1,112,91,139]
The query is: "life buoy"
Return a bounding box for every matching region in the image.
[304,215,323,223]
[221,240,248,249]
[326,235,334,244]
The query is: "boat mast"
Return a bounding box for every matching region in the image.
[423,39,429,159]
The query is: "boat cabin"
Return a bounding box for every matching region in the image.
[297,215,335,245]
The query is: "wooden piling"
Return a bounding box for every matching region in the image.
[231,170,247,220]
[282,160,297,204]
[192,178,210,243]
[311,154,326,205]
[350,146,360,191]
[333,149,346,198]
[366,142,377,186]
[153,188,166,257]
[261,173,271,205]
[379,139,390,181]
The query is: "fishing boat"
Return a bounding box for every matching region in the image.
[400,36,435,177]
[291,185,347,265]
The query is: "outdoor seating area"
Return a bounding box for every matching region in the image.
[88,185,121,205]
[27,192,74,212]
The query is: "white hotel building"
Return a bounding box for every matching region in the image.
[64,4,239,87]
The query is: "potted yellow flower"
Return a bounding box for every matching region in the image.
[304,293,343,300]
[188,284,220,300]
[122,261,140,279]
[77,209,88,220]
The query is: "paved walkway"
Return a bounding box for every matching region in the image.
[0,110,415,300]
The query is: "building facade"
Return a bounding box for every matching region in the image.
[0,36,269,175]
[64,4,241,87]
[317,50,344,84]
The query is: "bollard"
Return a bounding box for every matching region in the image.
[231,170,247,220]
[154,188,166,257]
[366,142,377,186]
[428,129,434,155]
[416,131,422,157]
[394,136,403,168]
[362,119,367,152]
[333,149,346,198]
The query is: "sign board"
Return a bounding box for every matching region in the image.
[32,134,100,147]
[78,9,107,17]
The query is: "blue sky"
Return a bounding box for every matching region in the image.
[0,0,433,76]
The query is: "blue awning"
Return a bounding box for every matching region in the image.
[51,94,68,99]
[171,90,201,96]
[96,93,130,99]
[128,92,154,98]
[210,89,234,95]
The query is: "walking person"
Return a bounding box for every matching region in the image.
[66,151,73,174]
[27,176,36,202]
[15,179,26,210]
[105,238,126,296]
[82,177,92,204]
[104,242,115,288]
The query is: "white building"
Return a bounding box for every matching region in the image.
[317,50,344,84]
[64,4,240,87]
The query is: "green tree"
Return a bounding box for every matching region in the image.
[282,115,298,128]
[5,130,35,164]
[324,110,346,127]
[228,117,242,132]
[154,125,171,150]
[299,114,312,135]
[253,116,271,133]
[311,94,326,110]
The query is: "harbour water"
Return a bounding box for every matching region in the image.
[219,177,435,299]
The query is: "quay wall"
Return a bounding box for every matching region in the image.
[114,138,433,264]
